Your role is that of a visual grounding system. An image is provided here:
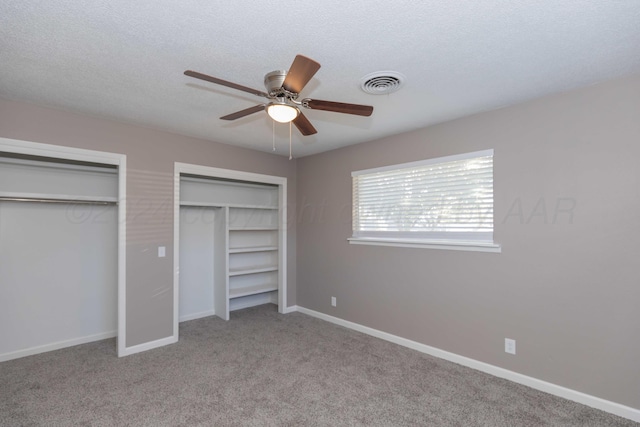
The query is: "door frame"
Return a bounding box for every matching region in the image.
[0,137,128,357]
[173,162,287,341]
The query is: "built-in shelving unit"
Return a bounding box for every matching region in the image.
[226,205,279,315]
[179,174,283,321]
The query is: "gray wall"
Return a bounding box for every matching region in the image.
[296,73,640,408]
[0,99,297,347]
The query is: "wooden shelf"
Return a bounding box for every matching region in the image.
[228,266,278,276]
[229,246,278,254]
[229,284,278,299]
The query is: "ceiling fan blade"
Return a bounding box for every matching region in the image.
[282,55,321,94]
[220,104,266,120]
[184,70,269,98]
[304,99,373,116]
[292,112,318,136]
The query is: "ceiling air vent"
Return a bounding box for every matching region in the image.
[360,71,405,95]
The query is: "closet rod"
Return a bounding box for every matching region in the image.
[0,196,116,205]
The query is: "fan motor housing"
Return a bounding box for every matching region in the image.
[264,70,288,97]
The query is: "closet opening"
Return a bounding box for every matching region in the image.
[173,163,287,338]
[0,142,126,361]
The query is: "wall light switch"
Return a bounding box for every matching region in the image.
[331,297,337,307]
[158,246,166,258]
[505,338,516,355]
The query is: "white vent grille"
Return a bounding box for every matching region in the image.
[360,71,405,94]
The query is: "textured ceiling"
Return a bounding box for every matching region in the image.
[2,1,640,157]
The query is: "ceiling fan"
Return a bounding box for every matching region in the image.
[184,55,373,136]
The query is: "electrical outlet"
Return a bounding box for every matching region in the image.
[158,246,166,258]
[505,338,516,355]
[331,296,337,307]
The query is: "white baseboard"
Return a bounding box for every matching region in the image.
[179,309,216,323]
[0,331,117,363]
[293,306,640,423]
[282,304,299,314]
[119,335,178,357]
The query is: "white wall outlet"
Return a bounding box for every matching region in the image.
[331,296,337,307]
[505,338,516,355]
[158,246,166,258]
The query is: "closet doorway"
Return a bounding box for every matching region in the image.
[0,138,127,360]
[173,163,287,339]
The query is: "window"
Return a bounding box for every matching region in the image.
[349,149,500,252]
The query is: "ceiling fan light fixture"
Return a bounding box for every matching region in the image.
[267,103,299,123]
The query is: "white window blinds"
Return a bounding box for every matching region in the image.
[352,149,494,244]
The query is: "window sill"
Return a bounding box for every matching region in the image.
[347,237,501,253]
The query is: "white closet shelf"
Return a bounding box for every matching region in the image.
[228,205,278,210]
[229,284,278,299]
[180,201,277,210]
[228,246,278,254]
[0,191,118,204]
[228,226,278,231]
[228,266,278,276]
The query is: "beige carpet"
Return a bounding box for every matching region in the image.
[0,304,636,426]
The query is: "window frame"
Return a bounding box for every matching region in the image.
[349,149,501,253]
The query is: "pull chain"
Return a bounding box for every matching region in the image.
[289,121,293,160]
[272,120,276,151]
